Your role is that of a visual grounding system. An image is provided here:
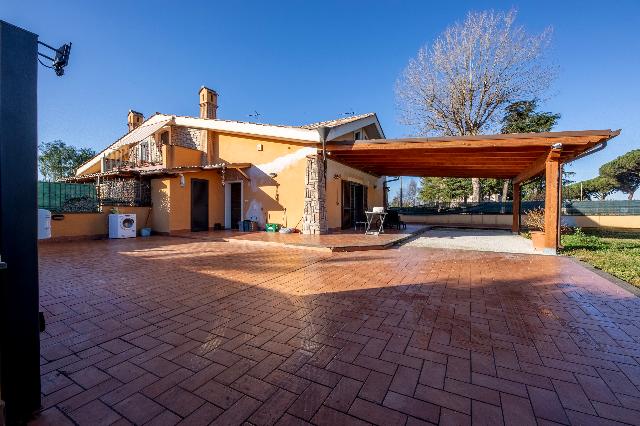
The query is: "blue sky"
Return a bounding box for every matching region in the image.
[3,1,639,198]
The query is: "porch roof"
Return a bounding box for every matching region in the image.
[63,163,252,182]
[325,129,620,182]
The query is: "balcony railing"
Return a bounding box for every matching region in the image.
[104,137,163,172]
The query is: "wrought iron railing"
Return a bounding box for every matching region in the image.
[103,137,163,172]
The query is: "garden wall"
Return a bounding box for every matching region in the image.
[45,207,151,241]
[400,213,640,229]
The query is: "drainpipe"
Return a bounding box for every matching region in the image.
[317,126,330,188]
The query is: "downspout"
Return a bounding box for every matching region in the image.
[569,140,608,163]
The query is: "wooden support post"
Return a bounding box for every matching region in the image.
[512,182,521,233]
[544,150,562,253]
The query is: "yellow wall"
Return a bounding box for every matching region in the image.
[150,178,171,233]
[48,207,152,240]
[213,132,312,228]
[401,214,640,229]
[326,160,385,230]
[166,145,203,168]
[210,133,385,230]
[164,171,224,232]
[564,215,640,229]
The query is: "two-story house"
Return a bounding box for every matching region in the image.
[72,87,386,235]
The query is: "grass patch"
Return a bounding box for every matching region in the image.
[561,228,640,287]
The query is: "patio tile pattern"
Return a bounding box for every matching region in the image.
[33,236,640,425]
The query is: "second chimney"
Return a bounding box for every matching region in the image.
[127,110,144,131]
[199,86,218,119]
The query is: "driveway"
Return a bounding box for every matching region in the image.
[34,237,640,425]
[406,227,538,254]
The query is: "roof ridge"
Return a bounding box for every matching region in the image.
[299,112,376,129]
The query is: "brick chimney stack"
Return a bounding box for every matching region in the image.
[127,110,143,131]
[199,86,218,119]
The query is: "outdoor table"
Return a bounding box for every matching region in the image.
[365,211,387,235]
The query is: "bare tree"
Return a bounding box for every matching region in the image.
[396,9,555,201]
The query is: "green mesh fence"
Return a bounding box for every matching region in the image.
[563,201,640,216]
[38,182,99,213]
[393,200,640,216]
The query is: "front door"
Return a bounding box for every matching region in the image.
[230,182,242,229]
[191,179,209,232]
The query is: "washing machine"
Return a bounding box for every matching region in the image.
[108,214,137,238]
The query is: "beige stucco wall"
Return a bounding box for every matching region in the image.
[150,178,171,233]
[401,214,640,229]
[401,214,516,227]
[213,132,310,228]
[563,215,640,229]
[47,206,152,240]
[160,171,224,233]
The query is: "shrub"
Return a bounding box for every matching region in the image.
[523,207,574,234]
[523,207,545,231]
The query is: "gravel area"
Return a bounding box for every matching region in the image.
[405,227,538,254]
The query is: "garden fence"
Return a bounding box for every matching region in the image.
[38,179,151,213]
[393,200,640,216]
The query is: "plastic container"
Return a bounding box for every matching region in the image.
[265,223,280,232]
[140,227,152,237]
[38,209,51,239]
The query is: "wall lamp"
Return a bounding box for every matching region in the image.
[179,174,185,187]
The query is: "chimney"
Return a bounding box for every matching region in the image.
[127,110,143,131]
[199,86,218,119]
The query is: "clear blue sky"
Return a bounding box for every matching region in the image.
[3,1,639,198]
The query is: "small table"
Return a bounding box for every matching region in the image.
[365,211,387,235]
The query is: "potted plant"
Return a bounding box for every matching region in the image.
[523,207,546,249]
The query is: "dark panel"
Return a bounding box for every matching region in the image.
[0,20,41,423]
[190,179,209,231]
[230,182,241,229]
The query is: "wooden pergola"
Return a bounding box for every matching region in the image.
[326,129,620,253]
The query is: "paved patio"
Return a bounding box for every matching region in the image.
[174,224,427,252]
[406,228,537,255]
[33,236,640,425]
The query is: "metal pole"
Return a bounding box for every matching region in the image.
[399,176,403,208]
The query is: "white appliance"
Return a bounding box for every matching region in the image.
[38,209,51,239]
[109,214,136,239]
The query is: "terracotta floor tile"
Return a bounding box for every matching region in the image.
[31,237,640,425]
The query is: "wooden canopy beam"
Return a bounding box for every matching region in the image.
[544,150,562,253]
[513,148,562,185]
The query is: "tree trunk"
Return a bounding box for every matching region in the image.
[629,191,635,201]
[502,179,509,201]
[471,178,481,202]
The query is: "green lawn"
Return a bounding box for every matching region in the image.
[561,228,640,287]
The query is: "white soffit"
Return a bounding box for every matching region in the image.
[173,116,321,143]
